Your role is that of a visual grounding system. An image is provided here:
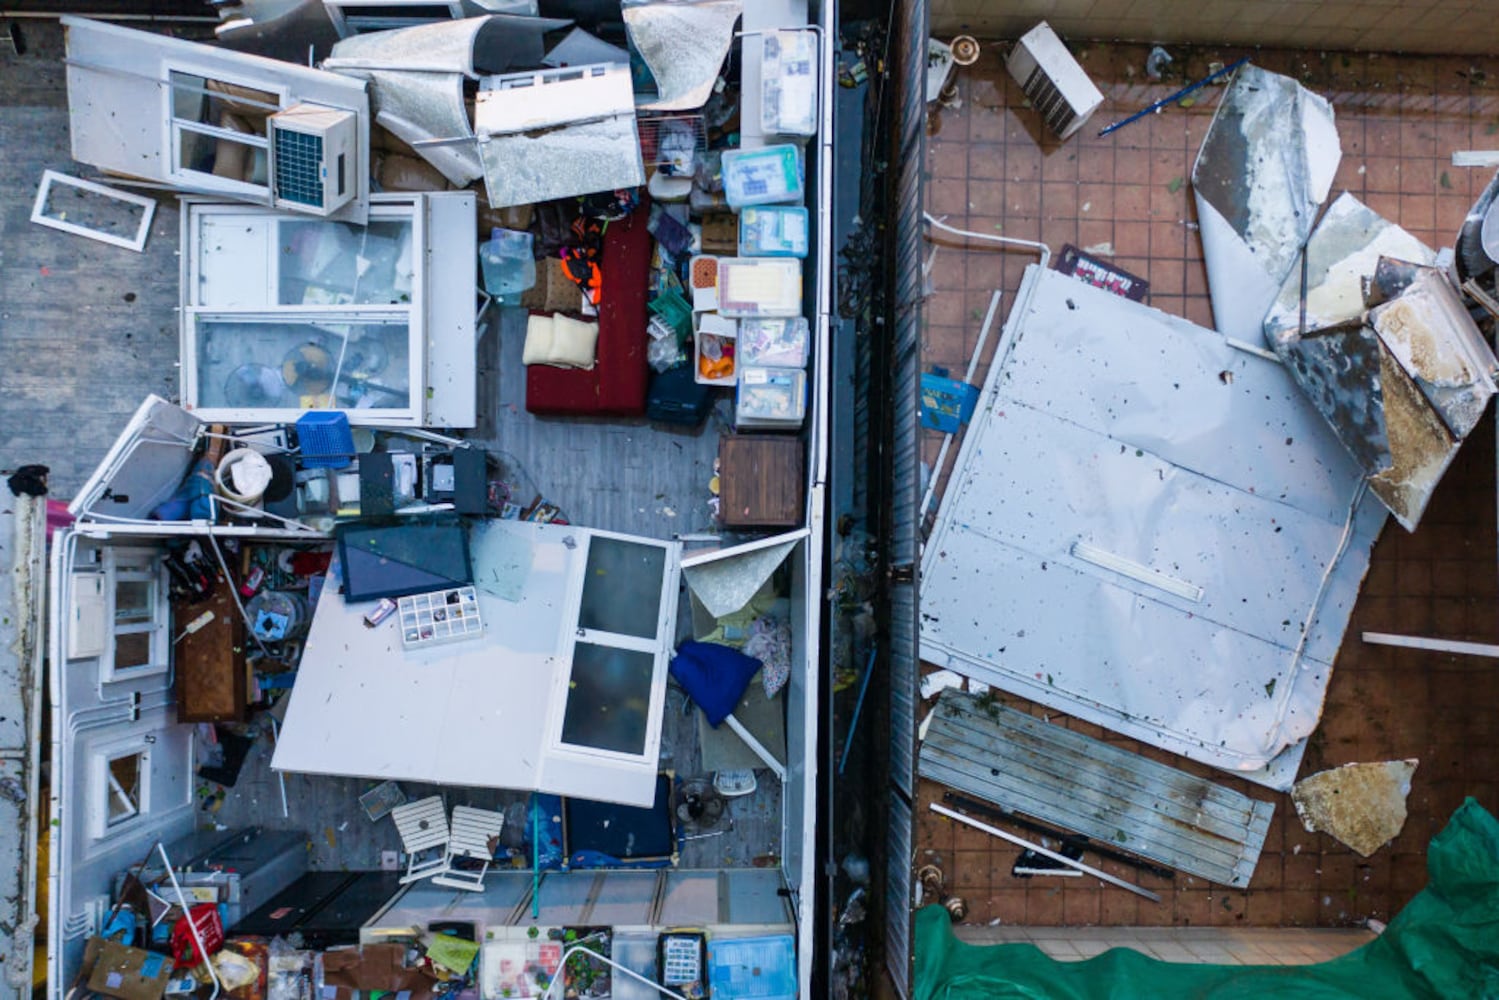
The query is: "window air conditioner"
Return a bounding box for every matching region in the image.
[269,103,357,215]
[1005,22,1103,140]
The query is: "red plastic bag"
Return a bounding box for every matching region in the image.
[170,904,224,969]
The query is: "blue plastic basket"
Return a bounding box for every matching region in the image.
[295,411,354,469]
[706,935,795,999]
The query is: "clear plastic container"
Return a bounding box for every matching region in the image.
[716,258,802,318]
[738,317,810,368]
[478,227,536,303]
[735,366,807,429]
[738,206,809,258]
[760,30,818,137]
[721,145,804,209]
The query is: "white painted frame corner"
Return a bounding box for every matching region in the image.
[30,170,158,253]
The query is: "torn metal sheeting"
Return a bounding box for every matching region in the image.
[922,690,1275,887]
[919,265,1386,791]
[366,69,484,186]
[1192,63,1341,345]
[30,170,157,252]
[1455,167,1499,281]
[1263,192,1434,346]
[624,0,743,111]
[474,64,643,207]
[1369,265,1497,440]
[323,13,569,78]
[543,26,629,68]
[1292,759,1417,857]
[478,114,645,208]
[1276,321,1393,476]
[680,530,804,618]
[215,0,342,64]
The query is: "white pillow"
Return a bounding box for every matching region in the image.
[522,313,599,369]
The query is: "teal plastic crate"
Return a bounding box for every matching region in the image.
[706,935,794,999]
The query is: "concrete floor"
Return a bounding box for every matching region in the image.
[917,40,1499,929]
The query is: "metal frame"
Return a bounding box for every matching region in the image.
[29,170,157,252]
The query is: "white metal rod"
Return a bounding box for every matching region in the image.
[919,289,1003,520]
[156,843,222,1000]
[539,943,690,1000]
[1362,632,1499,658]
[724,714,786,781]
[929,802,1160,902]
[1453,150,1499,167]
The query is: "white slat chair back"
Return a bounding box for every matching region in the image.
[391,795,450,883]
[431,805,505,891]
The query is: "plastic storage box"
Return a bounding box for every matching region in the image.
[706,935,795,1000]
[398,587,482,649]
[735,366,807,429]
[760,30,818,136]
[717,258,803,318]
[694,313,738,386]
[721,145,804,208]
[739,317,810,368]
[738,206,809,258]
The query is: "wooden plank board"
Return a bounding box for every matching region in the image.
[919,690,1274,887]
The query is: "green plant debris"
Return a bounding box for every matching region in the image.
[1166,176,1184,193]
[1177,97,1196,109]
[1440,171,1453,189]
[1265,678,1277,697]
[1114,829,1129,843]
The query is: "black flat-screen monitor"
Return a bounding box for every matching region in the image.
[336,519,472,603]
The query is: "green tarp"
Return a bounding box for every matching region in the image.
[915,797,1499,1000]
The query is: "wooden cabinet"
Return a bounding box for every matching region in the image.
[174,586,248,724]
[718,435,805,529]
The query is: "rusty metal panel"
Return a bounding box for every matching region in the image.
[920,690,1275,887]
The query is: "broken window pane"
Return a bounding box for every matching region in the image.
[34,176,152,246]
[114,580,153,626]
[578,538,665,640]
[561,642,653,756]
[114,632,152,671]
[277,219,415,306]
[194,318,411,411]
[106,753,142,825]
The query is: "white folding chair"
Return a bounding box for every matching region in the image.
[431,805,505,891]
[392,796,450,884]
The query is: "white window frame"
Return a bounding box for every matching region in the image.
[547,530,677,769]
[92,742,152,839]
[163,60,287,202]
[180,200,427,425]
[324,0,464,37]
[102,548,170,683]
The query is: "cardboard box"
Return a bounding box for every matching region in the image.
[86,940,174,1000]
[320,943,435,1000]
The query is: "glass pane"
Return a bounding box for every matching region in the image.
[578,538,666,639]
[114,580,152,625]
[177,128,269,187]
[560,642,654,755]
[115,632,152,671]
[194,318,411,412]
[277,219,415,306]
[107,754,141,824]
[169,72,276,133]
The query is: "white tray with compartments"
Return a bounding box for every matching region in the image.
[398,587,483,650]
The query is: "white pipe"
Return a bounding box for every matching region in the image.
[724,714,786,781]
[918,289,1002,520]
[1362,632,1499,658]
[929,803,1160,902]
[538,943,689,1000]
[156,843,222,1000]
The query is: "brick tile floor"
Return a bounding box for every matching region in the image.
[917,40,1499,928]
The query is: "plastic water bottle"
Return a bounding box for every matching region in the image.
[479,228,536,304]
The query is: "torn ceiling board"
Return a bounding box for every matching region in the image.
[478,114,645,207]
[623,0,743,111]
[919,265,1386,791]
[1276,321,1394,476]
[1192,63,1341,346]
[1369,266,1497,440]
[1292,759,1417,856]
[322,14,569,78]
[1263,192,1435,346]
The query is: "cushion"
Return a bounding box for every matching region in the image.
[522,314,599,369]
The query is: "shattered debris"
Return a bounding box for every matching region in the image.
[1292,759,1419,856]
